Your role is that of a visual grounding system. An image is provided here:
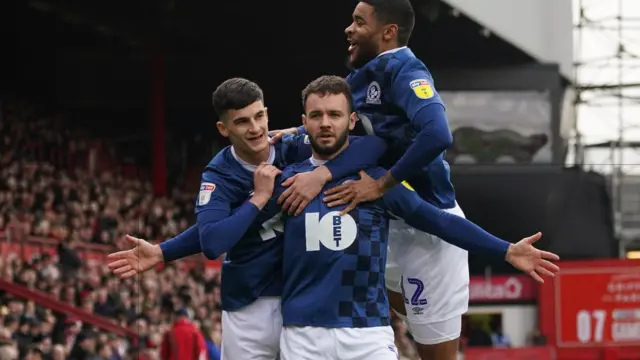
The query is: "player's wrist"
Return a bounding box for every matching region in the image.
[505,244,515,262]
[314,166,333,182]
[250,193,271,209]
[153,244,166,264]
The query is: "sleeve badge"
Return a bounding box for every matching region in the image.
[198,182,216,205]
[409,79,434,99]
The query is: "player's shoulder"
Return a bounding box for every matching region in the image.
[385,49,431,77]
[281,159,314,180]
[201,147,246,188]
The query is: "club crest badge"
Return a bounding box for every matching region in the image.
[366,81,382,104]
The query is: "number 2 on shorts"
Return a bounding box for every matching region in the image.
[400,276,428,306]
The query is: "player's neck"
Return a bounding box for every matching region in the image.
[312,139,350,162]
[233,145,271,166]
[377,42,401,56]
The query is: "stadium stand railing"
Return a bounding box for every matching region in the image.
[0,278,137,339]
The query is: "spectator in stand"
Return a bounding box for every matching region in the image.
[160,309,207,360]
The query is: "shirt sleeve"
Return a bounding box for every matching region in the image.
[159,225,202,263]
[195,171,262,260]
[388,65,453,182]
[324,136,387,179]
[379,172,510,256]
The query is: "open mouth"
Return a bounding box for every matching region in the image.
[247,134,264,143]
[318,133,334,142]
[348,39,358,53]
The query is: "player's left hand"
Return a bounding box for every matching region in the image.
[268,127,299,144]
[278,170,327,216]
[505,232,560,283]
[324,170,383,215]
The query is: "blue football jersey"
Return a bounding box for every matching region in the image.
[347,47,456,209]
[197,142,295,312]
[196,135,387,311]
[277,160,391,328]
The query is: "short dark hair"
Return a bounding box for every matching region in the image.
[361,0,415,46]
[212,78,264,120]
[301,76,353,112]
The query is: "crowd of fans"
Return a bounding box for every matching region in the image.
[0,99,426,359]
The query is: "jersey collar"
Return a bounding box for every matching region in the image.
[231,144,275,172]
[309,156,328,167]
[378,46,407,57]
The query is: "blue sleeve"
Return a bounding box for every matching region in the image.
[195,172,262,260]
[281,134,312,165]
[296,125,306,136]
[381,177,510,256]
[388,67,453,182]
[159,225,202,262]
[324,136,387,179]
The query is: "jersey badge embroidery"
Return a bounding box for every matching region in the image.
[409,79,434,99]
[199,182,216,205]
[366,81,382,104]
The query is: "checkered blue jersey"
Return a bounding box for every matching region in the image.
[276,156,474,328]
[196,136,386,311]
[346,47,456,209]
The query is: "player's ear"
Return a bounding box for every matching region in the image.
[348,112,357,130]
[383,24,398,42]
[301,114,307,127]
[216,121,229,138]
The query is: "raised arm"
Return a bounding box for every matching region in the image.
[190,165,279,260]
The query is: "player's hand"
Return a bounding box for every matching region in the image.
[278,168,330,216]
[505,232,560,283]
[107,235,164,279]
[324,170,383,215]
[252,162,281,207]
[268,127,299,144]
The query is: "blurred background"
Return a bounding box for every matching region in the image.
[0,0,639,359]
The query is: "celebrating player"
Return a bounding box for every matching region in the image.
[106,78,385,360]
[269,1,554,359]
[275,76,558,360]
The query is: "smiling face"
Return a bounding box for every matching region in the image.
[216,100,269,159]
[345,2,384,69]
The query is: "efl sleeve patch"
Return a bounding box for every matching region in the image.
[198,182,216,205]
[409,79,434,99]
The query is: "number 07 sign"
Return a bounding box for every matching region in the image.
[539,259,640,348]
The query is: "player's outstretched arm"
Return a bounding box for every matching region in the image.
[277,135,387,216]
[197,164,280,260]
[107,235,165,278]
[377,169,559,282]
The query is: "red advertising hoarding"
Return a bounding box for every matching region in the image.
[539,259,640,359]
[464,346,555,360]
[469,275,537,302]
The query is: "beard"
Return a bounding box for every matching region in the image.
[347,38,380,70]
[309,129,350,157]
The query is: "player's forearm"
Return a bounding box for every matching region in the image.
[197,202,261,260]
[324,136,387,180]
[159,225,202,262]
[406,202,510,256]
[388,104,452,184]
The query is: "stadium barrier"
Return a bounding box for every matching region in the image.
[464,346,555,360]
[0,278,137,338]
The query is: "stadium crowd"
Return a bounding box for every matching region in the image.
[0,100,426,359]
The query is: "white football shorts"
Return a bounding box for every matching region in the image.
[221,297,282,360]
[280,325,398,360]
[385,202,470,345]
